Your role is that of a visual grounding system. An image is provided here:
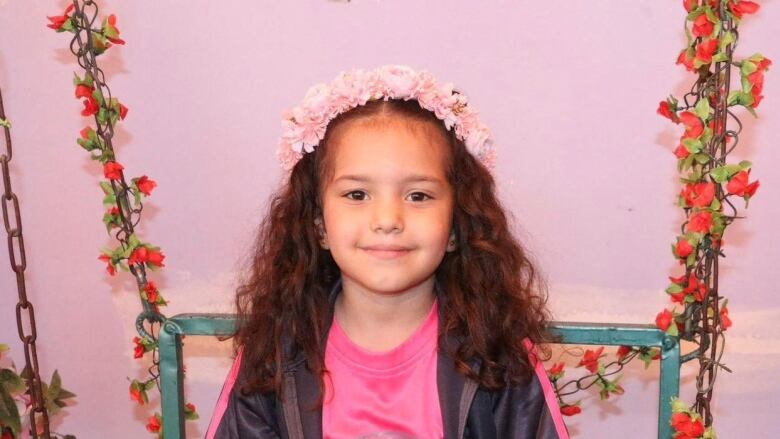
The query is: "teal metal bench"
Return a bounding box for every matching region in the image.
[158,315,680,438]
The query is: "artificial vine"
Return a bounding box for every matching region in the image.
[546,2,767,438]
[47,2,199,436]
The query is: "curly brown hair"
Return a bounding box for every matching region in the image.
[233,98,553,404]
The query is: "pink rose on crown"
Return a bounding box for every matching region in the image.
[301,83,333,116]
[378,65,419,99]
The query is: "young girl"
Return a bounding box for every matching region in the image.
[206,65,569,439]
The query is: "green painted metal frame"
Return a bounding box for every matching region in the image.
[158,315,679,439]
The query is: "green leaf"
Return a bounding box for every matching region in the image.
[0,369,24,395]
[103,193,116,207]
[682,138,703,154]
[719,31,736,51]
[666,283,683,294]
[710,197,721,211]
[741,60,757,76]
[91,88,105,106]
[666,323,679,337]
[99,181,114,195]
[128,234,141,248]
[711,53,728,63]
[97,107,108,125]
[693,153,710,165]
[144,380,156,391]
[0,117,10,128]
[48,370,62,399]
[739,160,752,170]
[694,98,711,120]
[0,383,21,435]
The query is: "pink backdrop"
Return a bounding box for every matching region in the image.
[1,1,778,437]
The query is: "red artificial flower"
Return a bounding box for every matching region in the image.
[678,111,704,139]
[75,84,94,99]
[674,144,690,159]
[185,402,196,412]
[692,14,713,37]
[683,0,698,12]
[677,49,695,71]
[146,249,166,268]
[729,0,760,18]
[129,247,166,268]
[144,281,159,303]
[133,336,145,359]
[681,273,708,302]
[81,96,100,116]
[694,39,718,65]
[103,161,124,180]
[720,306,732,330]
[560,404,581,416]
[130,384,144,405]
[108,206,120,216]
[136,175,157,196]
[686,210,712,233]
[46,4,75,30]
[80,127,93,139]
[681,182,715,208]
[146,415,161,433]
[547,362,565,379]
[577,347,604,373]
[105,14,126,45]
[118,103,129,120]
[98,254,116,276]
[674,239,694,259]
[128,247,148,265]
[657,101,679,123]
[726,170,760,198]
[656,309,673,331]
[616,345,632,361]
[755,57,773,71]
[672,412,705,437]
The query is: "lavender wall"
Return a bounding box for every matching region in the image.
[1,1,778,437]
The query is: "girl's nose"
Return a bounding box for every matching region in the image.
[370,198,404,233]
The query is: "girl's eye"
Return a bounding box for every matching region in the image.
[408,192,432,202]
[344,190,368,201]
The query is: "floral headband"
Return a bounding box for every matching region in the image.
[275,65,496,172]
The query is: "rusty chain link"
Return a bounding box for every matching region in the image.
[1,87,51,438]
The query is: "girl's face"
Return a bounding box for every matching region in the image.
[318,116,455,297]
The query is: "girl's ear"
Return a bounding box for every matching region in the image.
[446,230,457,252]
[314,217,329,250]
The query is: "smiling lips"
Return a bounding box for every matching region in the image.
[362,245,412,259]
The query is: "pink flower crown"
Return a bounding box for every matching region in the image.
[275,65,497,172]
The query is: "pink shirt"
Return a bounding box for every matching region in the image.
[322,300,443,439]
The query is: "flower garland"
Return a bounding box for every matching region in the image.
[47,2,198,437]
[544,2,767,438]
[275,65,497,172]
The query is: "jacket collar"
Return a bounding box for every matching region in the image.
[283,277,477,439]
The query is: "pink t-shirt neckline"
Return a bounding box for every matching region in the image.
[327,299,439,374]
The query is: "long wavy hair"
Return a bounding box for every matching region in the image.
[234,98,553,404]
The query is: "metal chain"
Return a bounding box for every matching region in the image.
[1,88,51,438]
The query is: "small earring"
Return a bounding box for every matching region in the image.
[315,218,329,249]
[447,236,457,251]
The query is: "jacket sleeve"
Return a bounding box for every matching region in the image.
[489,340,570,439]
[206,350,283,439]
[488,370,570,439]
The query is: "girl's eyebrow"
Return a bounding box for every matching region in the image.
[334,174,444,185]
